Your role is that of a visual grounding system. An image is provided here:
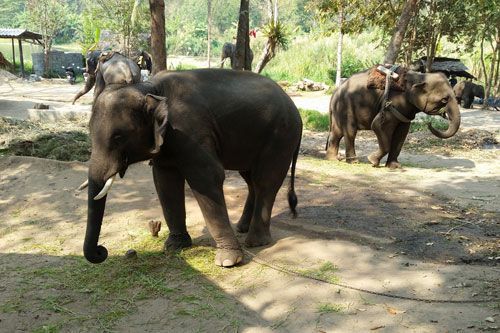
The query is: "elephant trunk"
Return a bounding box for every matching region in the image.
[83,173,109,264]
[428,98,461,139]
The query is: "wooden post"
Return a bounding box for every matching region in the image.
[11,38,15,69]
[18,39,25,78]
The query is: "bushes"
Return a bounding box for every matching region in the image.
[299,108,329,131]
[261,32,383,86]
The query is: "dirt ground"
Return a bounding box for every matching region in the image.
[1,77,500,332]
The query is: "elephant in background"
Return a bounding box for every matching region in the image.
[71,51,141,104]
[82,69,302,267]
[326,68,461,168]
[453,81,485,109]
[220,42,254,69]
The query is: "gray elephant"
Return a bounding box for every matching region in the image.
[326,67,461,168]
[82,69,302,267]
[71,51,141,104]
[220,42,254,69]
[453,81,485,109]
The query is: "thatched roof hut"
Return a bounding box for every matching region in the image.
[410,57,476,79]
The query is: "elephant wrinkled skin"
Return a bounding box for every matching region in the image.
[72,51,141,104]
[326,70,461,168]
[84,69,302,267]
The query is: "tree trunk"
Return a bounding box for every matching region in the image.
[493,46,500,96]
[254,0,276,74]
[335,8,344,87]
[485,26,500,98]
[234,0,250,70]
[149,0,166,75]
[207,0,212,68]
[404,8,418,67]
[383,0,417,65]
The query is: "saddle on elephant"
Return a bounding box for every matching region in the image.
[366,64,409,91]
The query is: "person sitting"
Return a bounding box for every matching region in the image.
[449,74,457,87]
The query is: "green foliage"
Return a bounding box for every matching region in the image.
[262,19,290,51]
[299,108,329,131]
[409,115,449,133]
[262,32,382,85]
[0,0,25,27]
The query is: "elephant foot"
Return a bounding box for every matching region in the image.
[244,229,272,248]
[367,153,380,167]
[325,150,338,161]
[164,232,192,251]
[236,218,250,234]
[215,247,243,267]
[386,161,402,169]
[345,156,359,164]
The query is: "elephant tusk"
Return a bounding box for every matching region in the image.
[78,179,89,190]
[94,174,117,200]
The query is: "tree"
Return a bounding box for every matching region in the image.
[131,0,167,74]
[383,0,417,65]
[460,0,500,98]
[234,0,251,70]
[254,0,290,74]
[406,0,469,72]
[149,0,166,74]
[207,0,212,67]
[25,0,67,76]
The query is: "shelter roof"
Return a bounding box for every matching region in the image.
[0,28,43,42]
[411,56,476,79]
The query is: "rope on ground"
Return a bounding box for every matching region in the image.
[242,248,498,304]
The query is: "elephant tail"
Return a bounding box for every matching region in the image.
[288,137,300,219]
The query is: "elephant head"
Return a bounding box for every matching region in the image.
[405,72,461,139]
[83,86,167,263]
[473,84,485,99]
[85,50,101,75]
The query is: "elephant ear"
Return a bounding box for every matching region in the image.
[407,81,428,111]
[145,94,168,154]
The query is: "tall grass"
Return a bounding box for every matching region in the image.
[261,31,384,86]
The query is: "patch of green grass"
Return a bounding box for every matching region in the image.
[299,261,339,284]
[410,115,449,133]
[12,230,237,331]
[0,118,91,162]
[168,62,199,70]
[299,108,329,131]
[316,302,345,314]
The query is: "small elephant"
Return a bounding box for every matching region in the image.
[220,42,254,69]
[83,69,302,267]
[71,51,141,104]
[453,81,485,109]
[326,68,461,168]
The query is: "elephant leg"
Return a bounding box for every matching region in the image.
[386,122,410,169]
[244,162,288,248]
[325,125,344,161]
[236,171,254,233]
[152,165,192,250]
[369,113,397,167]
[185,164,242,267]
[464,96,473,108]
[343,125,359,164]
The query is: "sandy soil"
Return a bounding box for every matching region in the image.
[0,79,499,332]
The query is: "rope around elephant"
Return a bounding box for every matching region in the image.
[242,248,498,304]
